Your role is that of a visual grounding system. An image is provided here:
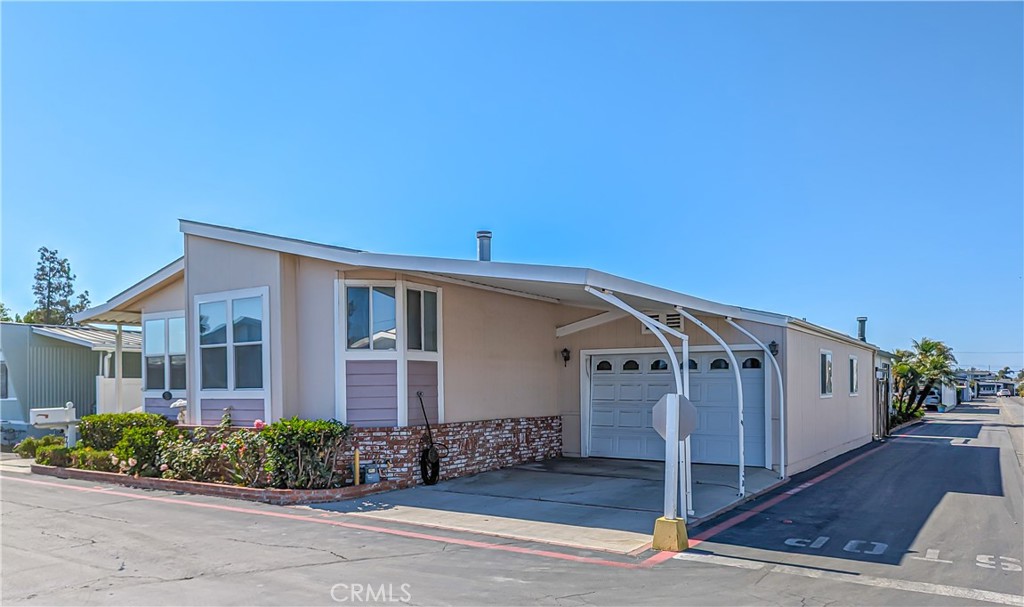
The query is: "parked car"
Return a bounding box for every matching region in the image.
[924,393,941,407]
[997,389,1012,397]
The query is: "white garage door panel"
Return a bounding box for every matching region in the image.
[589,352,766,466]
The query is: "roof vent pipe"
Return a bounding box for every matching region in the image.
[476,230,492,261]
[856,317,867,341]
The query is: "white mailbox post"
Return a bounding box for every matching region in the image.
[30,402,80,447]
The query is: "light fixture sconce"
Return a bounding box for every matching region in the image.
[560,348,571,367]
[768,341,779,357]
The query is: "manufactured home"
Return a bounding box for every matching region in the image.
[76,220,885,517]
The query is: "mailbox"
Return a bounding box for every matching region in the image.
[29,402,79,447]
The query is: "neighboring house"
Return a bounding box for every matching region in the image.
[76,220,884,505]
[976,379,1017,396]
[0,323,142,444]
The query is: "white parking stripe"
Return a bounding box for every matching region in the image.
[674,552,1024,606]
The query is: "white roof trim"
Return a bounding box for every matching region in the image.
[180,220,790,326]
[73,257,184,325]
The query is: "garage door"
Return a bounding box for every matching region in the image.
[589,352,766,466]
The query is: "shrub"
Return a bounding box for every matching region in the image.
[70,447,119,472]
[80,413,171,450]
[158,427,226,482]
[225,429,268,487]
[263,418,350,489]
[890,399,925,427]
[36,445,71,467]
[113,427,163,476]
[13,434,64,459]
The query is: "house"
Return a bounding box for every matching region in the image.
[75,220,884,518]
[0,322,142,446]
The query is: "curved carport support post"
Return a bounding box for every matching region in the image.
[725,318,786,480]
[635,316,693,516]
[675,307,746,496]
[584,288,693,551]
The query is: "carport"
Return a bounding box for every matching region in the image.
[317,458,781,554]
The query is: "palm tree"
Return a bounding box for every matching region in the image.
[909,338,957,413]
[996,366,1012,379]
[891,349,918,406]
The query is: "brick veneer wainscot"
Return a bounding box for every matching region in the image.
[339,415,562,485]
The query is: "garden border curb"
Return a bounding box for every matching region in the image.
[29,464,410,505]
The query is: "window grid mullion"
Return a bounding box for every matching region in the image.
[227,298,235,391]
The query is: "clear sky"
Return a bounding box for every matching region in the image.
[2,2,1022,370]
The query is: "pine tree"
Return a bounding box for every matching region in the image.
[25,247,90,325]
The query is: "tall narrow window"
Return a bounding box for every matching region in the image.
[849,356,859,395]
[143,315,187,393]
[820,350,833,396]
[405,288,440,353]
[0,361,8,399]
[200,301,228,389]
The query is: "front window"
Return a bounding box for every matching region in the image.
[198,294,265,391]
[820,350,833,396]
[346,286,397,350]
[143,315,186,392]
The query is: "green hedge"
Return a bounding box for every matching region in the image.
[70,447,119,472]
[79,413,171,450]
[13,434,64,459]
[263,418,351,489]
[36,445,71,467]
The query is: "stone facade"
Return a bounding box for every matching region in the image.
[341,415,563,486]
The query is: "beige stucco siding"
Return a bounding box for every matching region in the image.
[553,310,785,457]
[138,278,185,314]
[441,285,562,423]
[783,326,875,475]
[293,257,339,420]
[184,235,284,421]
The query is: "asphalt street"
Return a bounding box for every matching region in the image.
[2,398,1022,606]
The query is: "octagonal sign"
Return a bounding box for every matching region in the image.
[652,393,699,440]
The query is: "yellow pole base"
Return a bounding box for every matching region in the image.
[652,516,689,552]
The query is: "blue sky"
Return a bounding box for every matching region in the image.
[2,2,1021,370]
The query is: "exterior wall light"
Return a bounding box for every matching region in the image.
[561,348,571,367]
[768,341,779,356]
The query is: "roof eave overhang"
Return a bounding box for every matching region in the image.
[786,318,880,351]
[73,257,184,326]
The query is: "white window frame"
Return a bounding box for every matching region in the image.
[335,278,443,426]
[820,349,833,398]
[849,355,859,396]
[193,287,271,422]
[141,310,187,399]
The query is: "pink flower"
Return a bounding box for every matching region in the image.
[220,443,228,451]
[128,458,138,467]
[160,464,169,471]
[253,419,266,431]
[156,430,164,437]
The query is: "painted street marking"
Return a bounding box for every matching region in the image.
[785,536,829,549]
[673,551,767,570]
[978,556,1024,572]
[673,550,1024,606]
[843,540,888,555]
[770,563,1024,606]
[911,549,953,564]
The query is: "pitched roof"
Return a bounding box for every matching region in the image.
[26,324,142,352]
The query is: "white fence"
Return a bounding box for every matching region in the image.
[95,376,143,414]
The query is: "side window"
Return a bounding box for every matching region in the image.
[0,361,8,400]
[143,316,187,392]
[198,294,265,391]
[820,350,833,396]
[849,356,859,395]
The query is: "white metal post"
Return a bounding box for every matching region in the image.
[115,323,124,413]
[676,308,746,496]
[681,336,693,515]
[725,318,787,480]
[584,287,683,520]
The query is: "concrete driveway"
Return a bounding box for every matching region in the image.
[312,458,779,554]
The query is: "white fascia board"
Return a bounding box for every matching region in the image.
[180,220,590,287]
[584,270,789,326]
[555,310,627,338]
[73,257,184,324]
[787,318,880,352]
